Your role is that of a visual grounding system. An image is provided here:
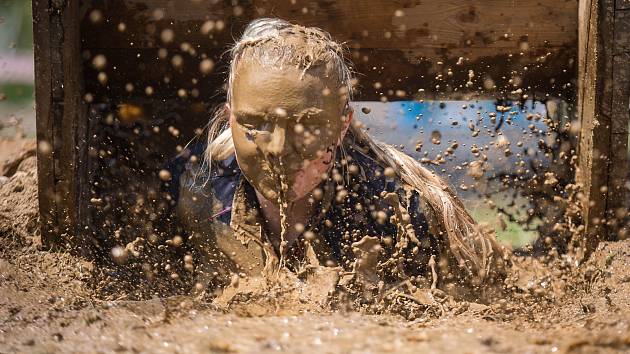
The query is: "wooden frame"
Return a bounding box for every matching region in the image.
[35,0,606,256]
[577,0,630,255]
[33,0,93,255]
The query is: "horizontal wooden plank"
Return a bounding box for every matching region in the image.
[265,0,578,57]
[78,0,577,96]
[80,0,577,61]
[82,45,576,102]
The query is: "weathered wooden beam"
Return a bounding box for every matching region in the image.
[32,0,54,247]
[577,0,630,256]
[81,0,578,54]
[78,0,577,96]
[33,0,92,255]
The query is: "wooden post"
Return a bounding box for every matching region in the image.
[578,0,630,255]
[32,0,92,255]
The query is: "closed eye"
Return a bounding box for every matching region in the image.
[239,121,273,134]
[236,110,266,123]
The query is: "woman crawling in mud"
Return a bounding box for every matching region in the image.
[168,18,508,302]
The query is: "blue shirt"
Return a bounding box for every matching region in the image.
[166,141,441,286]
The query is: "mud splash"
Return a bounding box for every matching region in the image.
[275,162,291,269]
[1,140,630,353]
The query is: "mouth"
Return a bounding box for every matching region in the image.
[265,156,303,183]
[254,153,317,203]
[256,157,290,203]
[258,177,298,204]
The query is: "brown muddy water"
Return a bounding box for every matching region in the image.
[1,138,629,354]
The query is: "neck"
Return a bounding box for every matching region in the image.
[255,190,314,251]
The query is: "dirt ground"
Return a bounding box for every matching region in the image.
[1,137,629,354]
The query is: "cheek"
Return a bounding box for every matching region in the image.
[231,126,259,157]
[297,128,338,158]
[231,125,274,179]
[298,121,334,146]
[289,149,335,200]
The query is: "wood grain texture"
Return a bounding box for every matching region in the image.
[266,0,578,56]
[614,9,630,54]
[81,0,578,56]
[577,0,608,255]
[33,0,92,254]
[607,53,630,227]
[78,0,577,97]
[32,0,55,247]
[578,0,630,253]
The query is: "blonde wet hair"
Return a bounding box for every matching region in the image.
[202,18,506,282]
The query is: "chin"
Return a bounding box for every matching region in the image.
[260,188,279,202]
[253,173,313,203]
[256,185,305,204]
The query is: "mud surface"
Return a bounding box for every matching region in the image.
[1,139,630,354]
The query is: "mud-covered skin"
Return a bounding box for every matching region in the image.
[229,62,350,203]
[171,139,443,295]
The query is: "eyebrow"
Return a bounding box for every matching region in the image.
[234,108,326,122]
[234,110,266,118]
[295,107,325,122]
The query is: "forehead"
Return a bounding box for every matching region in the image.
[231,61,345,113]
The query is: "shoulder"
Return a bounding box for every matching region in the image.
[163,145,240,225]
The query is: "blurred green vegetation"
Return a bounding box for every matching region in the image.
[16,1,33,50]
[0,83,34,103]
[470,206,538,247]
[1,0,35,137]
[0,0,33,51]
[464,191,539,248]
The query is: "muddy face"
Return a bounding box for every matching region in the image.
[229,62,351,203]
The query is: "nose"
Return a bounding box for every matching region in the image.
[266,124,287,157]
